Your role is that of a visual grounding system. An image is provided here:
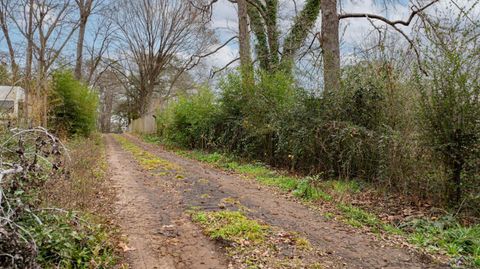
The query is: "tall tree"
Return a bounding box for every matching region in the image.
[237,0,253,87]
[242,0,438,93]
[9,0,80,124]
[246,0,321,73]
[74,0,96,80]
[327,0,439,92]
[0,0,18,82]
[320,0,340,93]
[113,0,212,118]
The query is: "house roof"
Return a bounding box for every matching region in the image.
[0,86,25,101]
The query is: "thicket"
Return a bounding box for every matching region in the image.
[156,61,479,215]
[155,38,479,217]
[49,71,98,137]
[417,39,480,208]
[0,128,117,267]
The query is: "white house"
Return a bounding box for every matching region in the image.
[0,86,25,118]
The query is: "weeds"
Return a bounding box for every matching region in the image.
[114,135,180,172]
[293,176,332,201]
[1,129,119,267]
[404,216,480,267]
[192,210,268,243]
[21,211,117,268]
[190,209,321,268]
[151,143,480,266]
[337,204,402,234]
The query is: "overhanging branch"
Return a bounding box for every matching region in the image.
[338,0,439,25]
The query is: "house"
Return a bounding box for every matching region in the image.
[0,86,25,119]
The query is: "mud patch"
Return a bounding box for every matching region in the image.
[107,135,229,268]
[124,134,449,269]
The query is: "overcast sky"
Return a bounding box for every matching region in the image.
[202,0,479,71]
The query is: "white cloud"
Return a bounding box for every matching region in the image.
[206,0,478,73]
[203,43,239,70]
[211,1,238,33]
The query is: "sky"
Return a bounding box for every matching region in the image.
[1,0,477,87]
[202,0,480,72]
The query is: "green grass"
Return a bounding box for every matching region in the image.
[293,178,332,201]
[141,134,162,144]
[190,210,323,268]
[337,204,403,235]
[141,136,480,267]
[405,217,480,267]
[192,210,269,244]
[114,135,180,171]
[331,180,361,194]
[175,149,302,193]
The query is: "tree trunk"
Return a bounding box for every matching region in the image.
[321,0,340,93]
[265,0,279,68]
[450,160,463,206]
[237,0,253,87]
[0,20,18,82]
[24,0,35,122]
[75,16,87,80]
[281,0,321,73]
[101,86,114,132]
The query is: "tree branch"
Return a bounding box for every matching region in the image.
[209,57,240,78]
[339,0,439,26]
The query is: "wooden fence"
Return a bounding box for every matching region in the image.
[128,115,156,134]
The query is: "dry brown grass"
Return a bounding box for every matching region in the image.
[41,133,115,216]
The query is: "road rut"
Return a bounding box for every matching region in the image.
[107,134,448,269]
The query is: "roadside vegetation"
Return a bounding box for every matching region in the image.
[190,209,322,268]
[143,5,479,269]
[114,134,181,173]
[1,0,479,267]
[1,72,121,267]
[143,136,480,267]
[0,128,120,268]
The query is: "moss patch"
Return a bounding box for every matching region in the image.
[114,135,180,173]
[191,210,321,268]
[192,210,268,244]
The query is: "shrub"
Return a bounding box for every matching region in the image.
[217,71,296,160]
[49,71,98,136]
[156,87,219,148]
[418,39,480,206]
[340,63,387,131]
[152,57,478,215]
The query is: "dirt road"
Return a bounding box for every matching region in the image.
[106,134,448,269]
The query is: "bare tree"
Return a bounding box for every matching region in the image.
[9,0,80,124]
[24,0,35,120]
[96,67,122,132]
[74,0,103,80]
[230,0,438,93]
[31,0,79,83]
[84,13,115,86]
[320,0,439,92]
[112,0,212,118]
[0,0,18,82]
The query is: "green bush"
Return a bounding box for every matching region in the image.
[418,39,480,206]
[156,87,219,148]
[215,71,295,159]
[152,60,478,213]
[49,71,98,136]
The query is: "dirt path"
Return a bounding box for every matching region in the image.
[107,134,449,269]
[106,135,229,269]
